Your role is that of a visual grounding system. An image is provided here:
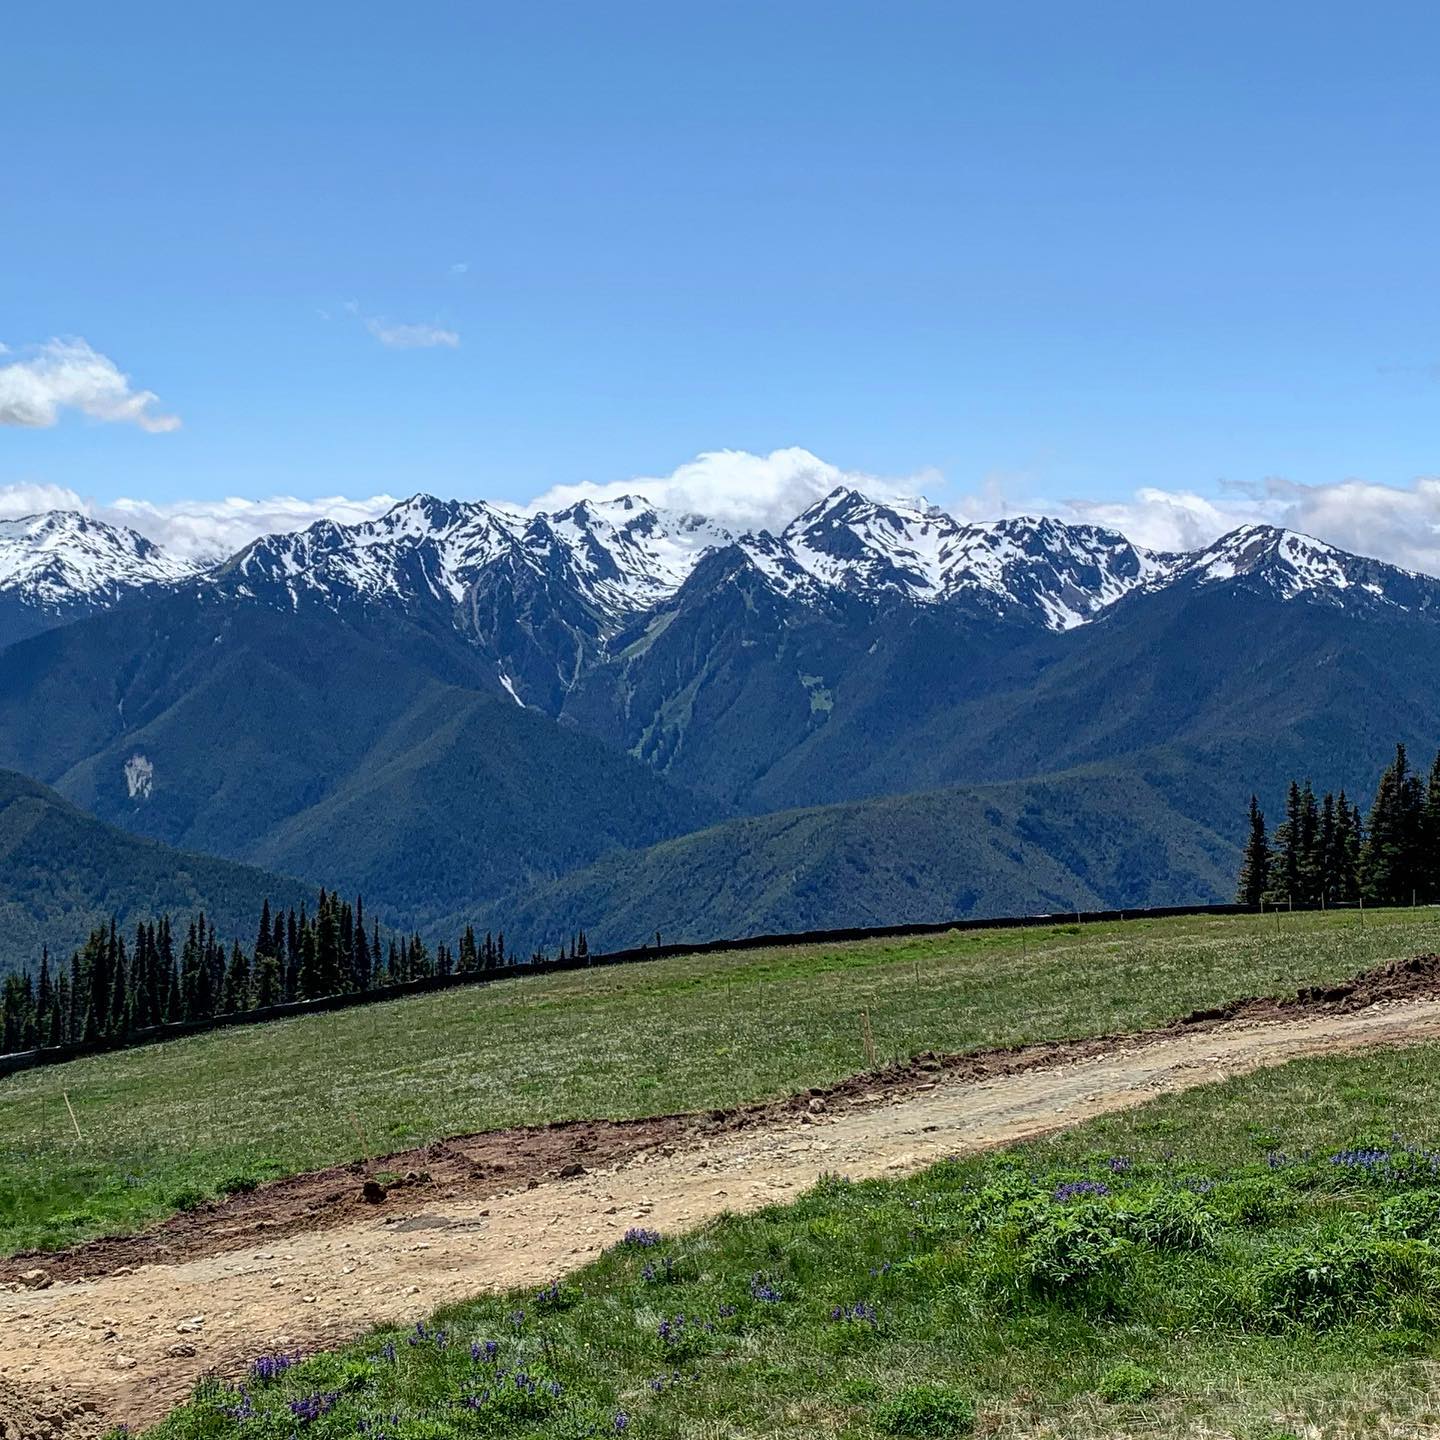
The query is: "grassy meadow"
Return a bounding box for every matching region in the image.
[2,906,1438,1256]
[145,1041,1440,1440]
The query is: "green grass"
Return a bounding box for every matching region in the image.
[3,906,1438,1256]
[144,1041,1440,1440]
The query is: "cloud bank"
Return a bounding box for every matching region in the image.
[4,447,1440,576]
[0,339,180,433]
[0,486,399,563]
[526,447,934,536]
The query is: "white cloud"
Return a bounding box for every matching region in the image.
[0,482,88,519]
[0,338,180,433]
[0,484,398,563]
[364,318,460,350]
[450,262,469,275]
[1055,476,1440,574]
[527,446,937,536]
[8,445,1440,578]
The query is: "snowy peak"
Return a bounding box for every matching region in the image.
[225,496,526,607]
[0,511,198,612]
[547,496,735,612]
[940,516,1172,630]
[779,488,962,599]
[765,490,1166,628]
[221,493,736,622]
[1174,524,1440,614]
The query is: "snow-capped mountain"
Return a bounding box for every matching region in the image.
[218,493,734,622]
[0,511,200,647]
[6,491,1440,663]
[1167,524,1440,615]
[766,489,1172,628]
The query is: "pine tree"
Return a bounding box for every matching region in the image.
[1425,751,1440,902]
[222,941,251,1013]
[255,898,273,964]
[314,890,341,996]
[1267,781,1303,905]
[108,935,130,1038]
[1362,744,1422,904]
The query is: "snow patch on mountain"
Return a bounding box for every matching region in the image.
[0,511,199,612]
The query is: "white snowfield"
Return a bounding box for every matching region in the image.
[2,487,1435,635]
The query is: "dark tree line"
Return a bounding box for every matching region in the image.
[1237,744,1440,909]
[1,884,592,1056]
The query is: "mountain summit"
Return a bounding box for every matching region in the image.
[6,494,1437,657]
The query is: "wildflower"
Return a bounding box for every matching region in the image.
[1107,1156,1132,1174]
[288,1392,340,1424]
[614,1412,631,1432]
[1053,1179,1110,1201]
[249,1351,300,1382]
[829,1301,878,1324]
[749,1273,782,1302]
[622,1227,662,1248]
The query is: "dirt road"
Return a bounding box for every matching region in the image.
[5,994,1440,1433]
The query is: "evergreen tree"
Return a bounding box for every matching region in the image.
[314,890,342,996]
[108,935,130,1038]
[222,941,251,1013]
[255,898,273,963]
[1425,751,1440,901]
[1362,744,1423,904]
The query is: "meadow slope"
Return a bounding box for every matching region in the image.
[2,907,1437,1255]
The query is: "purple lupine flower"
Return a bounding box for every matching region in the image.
[614,1413,631,1432]
[1053,1179,1110,1201]
[622,1227,662,1248]
[249,1351,300,1382]
[749,1273,782,1302]
[288,1392,340,1424]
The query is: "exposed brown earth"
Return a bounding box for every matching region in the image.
[4,954,1440,1433]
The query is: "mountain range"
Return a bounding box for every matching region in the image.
[0,488,1435,972]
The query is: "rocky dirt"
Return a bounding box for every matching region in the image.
[4,980,1440,1433]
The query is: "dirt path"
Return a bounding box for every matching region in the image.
[6,995,1440,1432]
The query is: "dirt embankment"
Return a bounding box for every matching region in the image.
[3,954,1440,1432]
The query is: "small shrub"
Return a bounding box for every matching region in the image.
[874,1384,976,1436]
[169,1186,206,1212]
[1019,1203,1135,1300]
[218,1173,259,1196]
[1375,1190,1440,1240]
[1256,1236,1435,1328]
[839,1377,881,1404]
[1097,1362,1158,1403]
[1209,1176,1297,1229]
[1126,1190,1216,1252]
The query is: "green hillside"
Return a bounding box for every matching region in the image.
[0,597,719,933]
[480,764,1240,954]
[0,769,310,978]
[149,1041,1440,1440]
[5,905,1427,1255]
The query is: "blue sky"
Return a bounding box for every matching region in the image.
[4,1,1440,564]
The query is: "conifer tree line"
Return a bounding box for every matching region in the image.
[0,885,591,1056]
[1236,743,1440,909]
